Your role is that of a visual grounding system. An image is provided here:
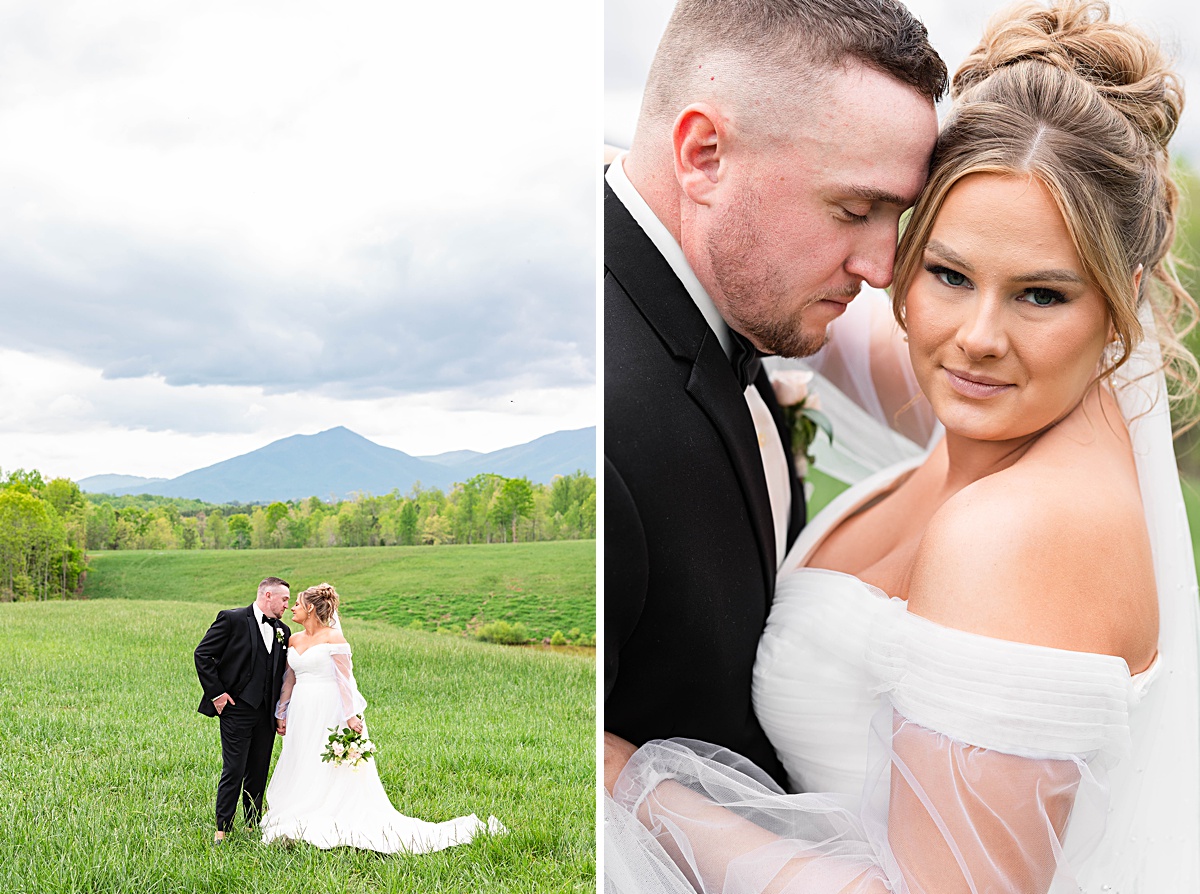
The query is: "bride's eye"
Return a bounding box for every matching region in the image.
[925,263,969,288]
[1017,287,1066,307]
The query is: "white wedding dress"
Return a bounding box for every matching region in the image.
[605,298,1200,892]
[261,642,502,853]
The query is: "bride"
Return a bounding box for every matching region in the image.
[260,582,503,852]
[605,2,1200,891]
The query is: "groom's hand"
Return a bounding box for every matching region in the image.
[276,719,286,736]
[604,731,638,795]
[212,693,235,714]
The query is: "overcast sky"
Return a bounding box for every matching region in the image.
[605,0,1200,157]
[0,1,598,482]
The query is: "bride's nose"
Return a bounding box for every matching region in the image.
[955,294,1009,360]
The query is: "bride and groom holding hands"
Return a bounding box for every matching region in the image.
[605,0,1200,890]
[194,577,500,853]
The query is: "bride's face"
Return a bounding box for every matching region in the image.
[290,597,309,624]
[903,172,1111,443]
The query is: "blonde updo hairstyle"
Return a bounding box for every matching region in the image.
[299,583,340,627]
[892,0,1199,428]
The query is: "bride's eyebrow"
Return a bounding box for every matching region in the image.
[924,240,973,272]
[925,239,1085,286]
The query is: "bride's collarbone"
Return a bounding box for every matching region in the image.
[805,471,942,596]
[290,632,347,655]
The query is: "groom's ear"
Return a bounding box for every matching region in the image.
[673,104,725,206]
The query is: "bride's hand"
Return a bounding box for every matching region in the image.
[347,715,364,734]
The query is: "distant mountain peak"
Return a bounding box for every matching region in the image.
[79,426,595,502]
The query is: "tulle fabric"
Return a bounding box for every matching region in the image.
[604,300,1200,891]
[262,642,503,853]
[608,616,1134,893]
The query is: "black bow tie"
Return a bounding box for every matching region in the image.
[260,615,275,626]
[729,330,762,391]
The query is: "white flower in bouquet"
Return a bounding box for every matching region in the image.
[320,716,376,768]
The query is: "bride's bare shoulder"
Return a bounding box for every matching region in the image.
[907,446,1157,670]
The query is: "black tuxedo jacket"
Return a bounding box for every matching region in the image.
[604,176,805,785]
[195,605,291,717]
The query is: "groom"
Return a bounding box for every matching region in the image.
[604,0,945,788]
[195,576,291,843]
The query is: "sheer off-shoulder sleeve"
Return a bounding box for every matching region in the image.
[607,602,1145,894]
[329,644,368,722]
[863,601,1141,893]
[275,665,295,721]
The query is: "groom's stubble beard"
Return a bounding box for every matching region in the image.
[706,189,844,360]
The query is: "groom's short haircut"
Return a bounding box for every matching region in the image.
[638,0,947,137]
[258,576,290,595]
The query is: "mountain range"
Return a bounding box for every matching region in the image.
[78,426,595,504]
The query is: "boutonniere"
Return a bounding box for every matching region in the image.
[769,369,833,482]
[275,627,286,645]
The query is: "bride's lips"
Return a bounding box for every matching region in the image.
[943,367,1014,398]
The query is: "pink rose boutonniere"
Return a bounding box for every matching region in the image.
[769,369,833,480]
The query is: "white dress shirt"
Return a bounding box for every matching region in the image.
[252,603,274,653]
[606,154,792,566]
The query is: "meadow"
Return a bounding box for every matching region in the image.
[84,541,596,642]
[1,542,595,893]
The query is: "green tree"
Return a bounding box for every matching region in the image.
[265,501,290,548]
[205,510,229,550]
[180,517,200,549]
[86,501,117,550]
[491,477,535,543]
[43,478,84,518]
[227,513,253,549]
[398,500,419,546]
[0,488,68,599]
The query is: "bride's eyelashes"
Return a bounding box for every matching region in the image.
[923,262,1070,307]
[1016,287,1068,307]
[924,262,970,289]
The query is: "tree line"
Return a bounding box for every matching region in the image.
[0,469,87,600]
[0,468,594,601]
[85,471,594,551]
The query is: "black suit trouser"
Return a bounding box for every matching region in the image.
[215,699,274,832]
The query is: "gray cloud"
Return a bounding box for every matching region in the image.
[2,196,594,400]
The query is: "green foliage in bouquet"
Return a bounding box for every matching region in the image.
[320,718,376,768]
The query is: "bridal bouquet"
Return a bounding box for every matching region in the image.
[769,369,833,479]
[321,718,376,769]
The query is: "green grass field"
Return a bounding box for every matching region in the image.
[84,541,596,641]
[0,600,594,893]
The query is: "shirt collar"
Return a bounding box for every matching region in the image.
[606,152,734,360]
[253,603,265,625]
